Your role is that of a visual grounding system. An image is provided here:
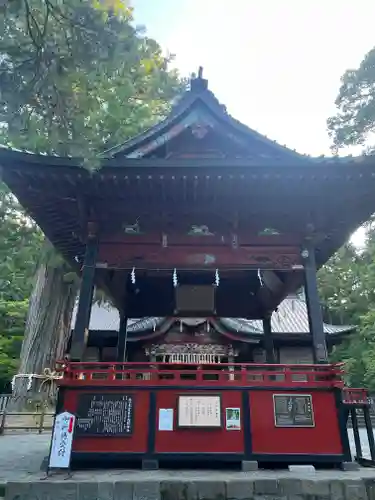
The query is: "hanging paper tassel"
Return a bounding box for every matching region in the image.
[214,269,220,287]
[173,268,178,287]
[131,267,136,285]
[257,269,264,287]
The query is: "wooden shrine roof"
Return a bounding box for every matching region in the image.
[1,71,375,299]
[103,69,306,162]
[1,141,375,274]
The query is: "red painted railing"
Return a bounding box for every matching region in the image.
[56,361,345,388]
[342,387,370,405]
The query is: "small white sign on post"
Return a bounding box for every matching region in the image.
[48,411,75,470]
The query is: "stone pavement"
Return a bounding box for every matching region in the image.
[1,430,375,499]
[0,434,50,483]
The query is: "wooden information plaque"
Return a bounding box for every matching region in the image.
[75,394,133,437]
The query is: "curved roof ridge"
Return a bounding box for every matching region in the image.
[102,76,309,161]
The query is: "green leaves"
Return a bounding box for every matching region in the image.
[0,184,43,391]
[318,223,375,389]
[0,185,43,302]
[328,47,375,151]
[327,42,375,381]
[0,0,185,157]
[92,0,133,17]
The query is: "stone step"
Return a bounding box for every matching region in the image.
[3,476,375,500]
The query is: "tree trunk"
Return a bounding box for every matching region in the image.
[10,252,78,410]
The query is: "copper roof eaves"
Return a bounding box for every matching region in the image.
[77,299,354,336]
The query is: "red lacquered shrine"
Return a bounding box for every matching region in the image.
[1,69,375,469]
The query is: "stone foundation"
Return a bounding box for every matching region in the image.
[4,474,375,500]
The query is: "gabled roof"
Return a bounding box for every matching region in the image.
[103,68,309,163]
[73,295,354,341]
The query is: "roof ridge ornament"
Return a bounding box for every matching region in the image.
[190,66,208,93]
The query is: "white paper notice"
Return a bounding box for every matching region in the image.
[49,411,75,469]
[159,409,174,431]
[178,395,221,428]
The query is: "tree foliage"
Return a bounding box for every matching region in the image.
[0,186,43,392]
[0,0,184,157]
[324,44,375,389]
[0,0,184,393]
[318,225,375,391]
[328,47,375,151]
[318,244,362,325]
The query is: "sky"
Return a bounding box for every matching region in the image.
[131,0,375,157]
[131,0,375,245]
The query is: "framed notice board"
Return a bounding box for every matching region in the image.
[273,394,315,428]
[177,395,221,428]
[75,393,133,437]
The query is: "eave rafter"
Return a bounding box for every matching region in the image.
[1,159,375,272]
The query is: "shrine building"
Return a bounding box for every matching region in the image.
[73,294,354,365]
[1,68,375,470]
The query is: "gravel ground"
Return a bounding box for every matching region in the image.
[0,434,50,482]
[0,430,372,483]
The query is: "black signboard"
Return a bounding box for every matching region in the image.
[273,394,314,427]
[75,394,133,437]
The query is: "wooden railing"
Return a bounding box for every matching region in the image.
[0,394,55,436]
[0,408,54,436]
[0,394,10,412]
[342,388,370,406]
[56,361,345,388]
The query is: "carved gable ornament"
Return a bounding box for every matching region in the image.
[188,225,214,236]
[191,122,209,139]
[123,222,142,234]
